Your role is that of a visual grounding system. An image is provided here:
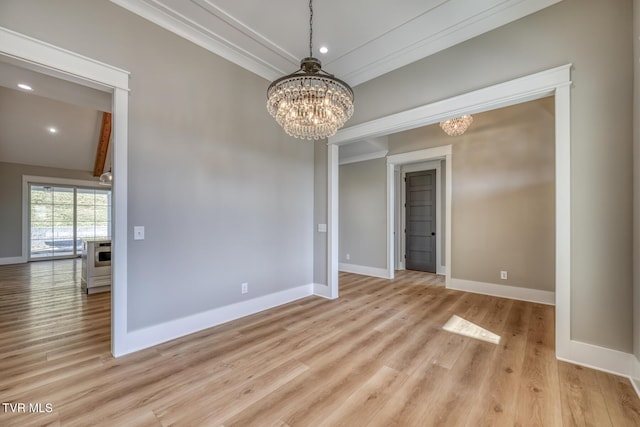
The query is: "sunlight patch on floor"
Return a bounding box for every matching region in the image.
[442,315,501,344]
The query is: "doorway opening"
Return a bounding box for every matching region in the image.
[398,160,444,275]
[404,169,436,272]
[0,26,130,356]
[325,65,570,364]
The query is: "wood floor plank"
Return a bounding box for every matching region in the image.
[558,361,612,427]
[513,303,563,426]
[463,301,532,427]
[595,369,640,426]
[1,262,639,426]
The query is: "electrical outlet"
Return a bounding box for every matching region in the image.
[500,271,508,280]
[133,226,145,240]
[241,282,248,294]
[346,253,350,261]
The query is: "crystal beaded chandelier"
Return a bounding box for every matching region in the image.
[439,115,473,136]
[267,0,354,140]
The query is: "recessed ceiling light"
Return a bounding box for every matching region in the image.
[17,83,33,91]
[319,46,328,54]
[48,127,58,134]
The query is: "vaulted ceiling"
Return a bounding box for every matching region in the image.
[0,59,111,172]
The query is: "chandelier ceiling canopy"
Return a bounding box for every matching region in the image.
[439,115,473,136]
[267,0,354,140]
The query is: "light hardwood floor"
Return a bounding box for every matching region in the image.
[1,260,639,426]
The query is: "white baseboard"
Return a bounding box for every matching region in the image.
[0,256,25,265]
[630,356,640,398]
[313,283,337,299]
[339,263,391,279]
[557,339,636,379]
[123,284,313,355]
[449,278,555,305]
[632,378,640,400]
[447,277,640,398]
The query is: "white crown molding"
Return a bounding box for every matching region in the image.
[337,0,563,86]
[110,0,562,87]
[110,0,285,81]
[193,0,298,64]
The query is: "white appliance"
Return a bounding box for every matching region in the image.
[81,239,111,294]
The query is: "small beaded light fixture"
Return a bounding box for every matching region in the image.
[439,115,474,136]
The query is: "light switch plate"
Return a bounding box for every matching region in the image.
[134,226,145,240]
[317,223,327,233]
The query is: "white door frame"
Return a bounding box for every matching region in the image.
[327,64,581,368]
[398,160,444,275]
[386,147,452,283]
[0,26,130,357]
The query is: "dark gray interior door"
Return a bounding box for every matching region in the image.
[405,170,436,273]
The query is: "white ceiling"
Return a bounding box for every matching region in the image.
[0,85,103,171]
[1,0,563,173]
[0,58,110,172]
[112,0,562,86]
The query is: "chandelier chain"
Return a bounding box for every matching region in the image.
[309,0,313,57]
[266,0,354,140]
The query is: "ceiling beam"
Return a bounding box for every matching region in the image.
[93,112,112,177]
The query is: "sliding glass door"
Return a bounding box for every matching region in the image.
[29,184,111,260]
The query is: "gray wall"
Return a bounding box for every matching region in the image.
[391,98,555,291]
[351,0,633,352]
[339,157,387,269]
[0,161,97,258]
[339,99,554,291]
[0,1,314,331]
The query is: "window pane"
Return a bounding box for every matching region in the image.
[77,205,96,223]
[30,184,111,259]
[53,187,74,205]
[30,239,52,258]
[53,205,73,224]
[76,188,95,205]
[94,222,110,239]
[95,190,110,206]
[31,185,52,204]
[31,204,53,223]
